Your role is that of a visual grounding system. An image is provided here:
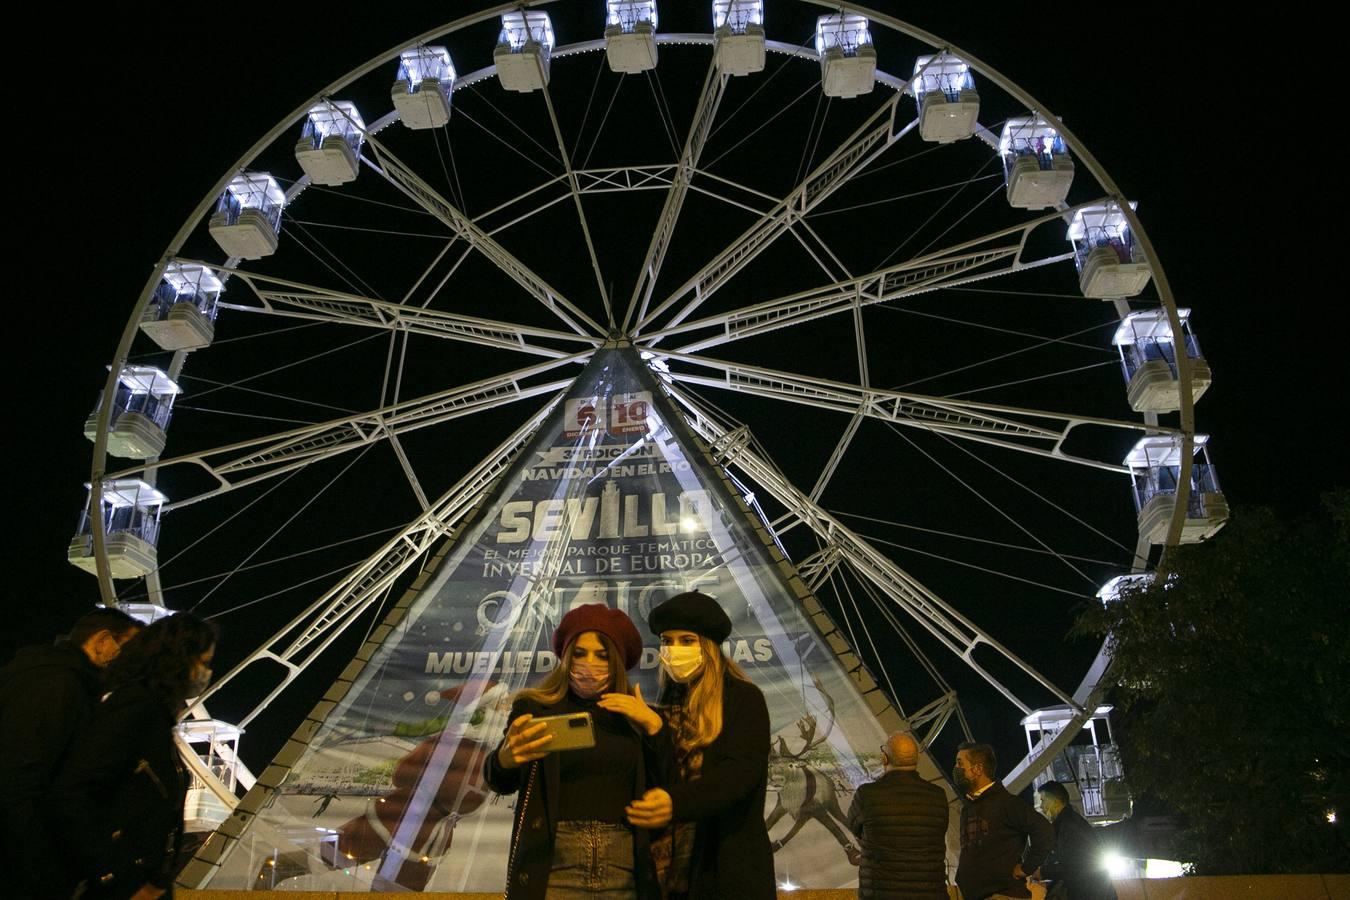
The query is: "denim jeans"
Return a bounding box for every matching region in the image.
[547,820,636,897]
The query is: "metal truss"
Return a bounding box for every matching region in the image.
[669,382,1079,718]
[659,350,1174,472]
[638,92,914,335]
[189,394,562,729]
[644,199,1111,353]
[361,130,606,336]
[106,354,587,511]
[206,265,600,358]
[623,61,728,332]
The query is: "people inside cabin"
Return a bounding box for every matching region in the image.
[0,607,142,899]
[484,603,671,898]
[55,612,218,900]
[625,590,776,899]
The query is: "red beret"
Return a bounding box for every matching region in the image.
[552,604,644,670]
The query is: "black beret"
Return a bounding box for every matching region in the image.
[648,591,732,643]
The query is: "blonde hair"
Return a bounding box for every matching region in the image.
[660,636,750,771]
[515,631,630,706]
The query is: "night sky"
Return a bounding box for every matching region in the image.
[6,4,1337,778]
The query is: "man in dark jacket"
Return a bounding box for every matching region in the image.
[0,607,141,898]
[846,731,949,899]
[1036,781,1117,900]
[953,741,1054,900]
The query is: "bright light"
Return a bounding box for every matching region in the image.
[1328,810,1338,824]
[1102,852,1132,879]
[1144,858,1186,878]
[680,516,699,531]
[778,877,799,891]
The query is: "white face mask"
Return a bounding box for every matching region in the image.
[659,645,704,683]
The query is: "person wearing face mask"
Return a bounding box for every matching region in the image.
[952,741,1054,900]
[0,607,141,899]
[55,612,219,900]
[484,603,671,899]
[624,591,775,900]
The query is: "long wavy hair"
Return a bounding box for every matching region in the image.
[514,630,630,706]
[659,636,751,773]
[105,612,218,710]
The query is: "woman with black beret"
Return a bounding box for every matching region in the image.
[485,603,672,899]
[625,591,776,899]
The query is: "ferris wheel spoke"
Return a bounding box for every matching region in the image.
[104,353,588,511]
[539,82,615,327]
[210,264,599,357]
[666,383,1078,717]
[622,61,728,334]
[638,92,914,338]
[658,350,1169,472]
[191,392,563,728]
[360,130,606,336]
[650,199,1109,353]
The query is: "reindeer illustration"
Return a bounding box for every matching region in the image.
[765,705,862,866]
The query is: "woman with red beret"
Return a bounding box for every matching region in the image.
[485,603,671,899]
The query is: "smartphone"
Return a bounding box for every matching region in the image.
[533,712,596,752]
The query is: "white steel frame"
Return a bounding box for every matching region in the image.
[86,2,1201,814]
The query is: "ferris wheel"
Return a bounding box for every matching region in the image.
[75,0,1225,856]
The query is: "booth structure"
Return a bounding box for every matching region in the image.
[604,1,659,73]
[208,172,284,260]
[1113,309,1212,413]
[495,11,554,92]
[140,262,223,352]
[713,0,765,76]
[84,366,182,460]
[392,47,456,129]
[815,13,877,99]
[912,53,979,142]
[1125,435,1228,545]
[68,480,168,579]
[295,101,365,186]
[1069,202,1152,298]
[1022,705,1131,824]
[999,116,1074,209]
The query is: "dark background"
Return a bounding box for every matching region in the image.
[5,4,1339,778]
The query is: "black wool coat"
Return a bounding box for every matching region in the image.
[0,642,105,899]
[1042,807,1117,900]
[54,680,188,899]
[846,769,950,899]
[483,694,672,900]
[666,675,776,900]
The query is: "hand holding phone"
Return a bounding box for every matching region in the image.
[498,714,553,769]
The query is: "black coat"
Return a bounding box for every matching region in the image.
[1041,808,1117,900]
[955,782,1055,900]
[0,641,104,898]
[483,694,672,900]
[54,680,188,900]
[845,769,950,899]
[666,675,776,900]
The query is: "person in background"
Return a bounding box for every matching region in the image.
[953,741,1054,900]
[56,612,218,900]
[0,606,142,899]
[625,591,775,900]
[1036,781,1117,900]
[846,731,950,899]
[485,603,670,899]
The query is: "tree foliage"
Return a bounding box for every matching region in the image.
[1075,491,1349,874]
